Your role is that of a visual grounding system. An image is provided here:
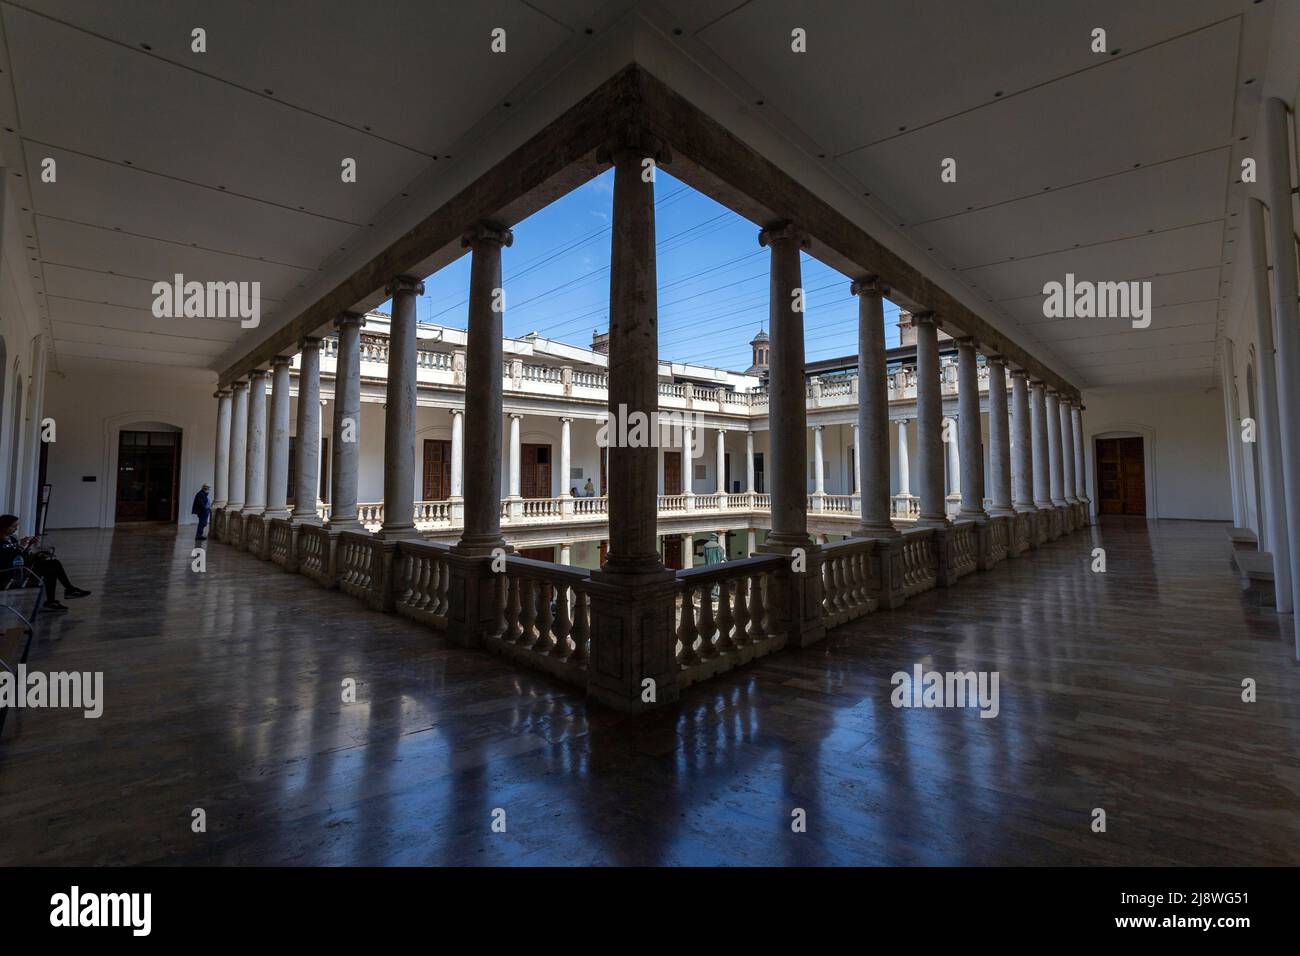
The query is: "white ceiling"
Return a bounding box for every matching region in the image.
[0,0,1284,391]
[678,0,1277,389]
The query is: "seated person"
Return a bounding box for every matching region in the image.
[0,514,90,612]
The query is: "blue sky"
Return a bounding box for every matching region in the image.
[410,168,901,373]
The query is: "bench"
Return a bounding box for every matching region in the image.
[1234,550,1276,607]
[0,569,44,736]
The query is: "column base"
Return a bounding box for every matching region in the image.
[759,540,825,648]
[585,567,680,712]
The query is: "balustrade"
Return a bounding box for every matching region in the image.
[297,524,333,586]
[674,555,786,684]
[820,539,878,627]
[337,531,380,602]
[947,521,979,581]
[900,528,939,597]
[486,557,591,686]
[268,518,292,566]
[393,540,453,629]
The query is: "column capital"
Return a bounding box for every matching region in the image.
[985,352,1007,366]
[849,275,888,297]
[954,334,978,351]
[213,388,230,399]
[559,416,573,423]
[811,424,825,432]
[386,274,425,297]
[758,221,810,249]
[231,379,249,392]
[271,354,292,368]
[334,311,365,331]
[912,309,938,326]
[298,335,322,352]
[461,222,514,249]
[596,128,671,165]
[896,417,910,426]
[247,368,269,381]
[449,406,464,417]
[508,412,524,421]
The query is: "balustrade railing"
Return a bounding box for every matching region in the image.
[674,554,786,683]
[415,500,453,526]
[297,524,333,586]
[337,531,380,602]
[245,514,267,557]
[393,539,452,629]
[900,527,939,597]
[694,493,721,510]
[268,518,292,566]
[947,520,979,580]
[821,539,877,627]
[573,495,607,516]
[488,557,591,685]
[659,494,687,512]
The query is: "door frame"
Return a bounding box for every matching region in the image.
[99,411,199,528]
[1090,424,1157,519]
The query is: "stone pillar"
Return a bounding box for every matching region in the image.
[585,133,680,711]
[715,427,727,499]
[914,312,947,526]
[559,543,571,566]
[987,356,1013,515]
[292,338,322,522]
[946,417,961,500]
[1247,197,1292,612]
[507,414,522,499]
[449,407,464,500]
[760,222,815,552]
[1046,389,1066,507]
[747,529,757,555]
[1011,370,1035,512]
[812,425,826,498]
[265,356,292,519]
[1030,381,1052,509]
[897,419,911,497]
[243,369,268,515]
[227,382,248,511]
[559,416,573,515]
[745,430,756,494]
[956,337,985,520]
[850,279,893,534]
[380,275,423,538]
[1071,402,1088,508]
[455,223,512,555]
[1060,396,1078,505]
[213,390,231,508]
[328,312,364,529]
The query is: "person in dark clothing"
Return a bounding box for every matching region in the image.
[0,514,90,612]
[192,484,211,542]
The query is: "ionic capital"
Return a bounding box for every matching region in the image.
[334,311,365,331]
[298,335,322,352]
[386,275,425,297]
[462,222,514,249]
[596,128,671,166]
[758,221,810,249]
[271,355,292,368]
[912,309,937,326]
[849,275,887,298]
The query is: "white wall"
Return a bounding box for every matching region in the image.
[1081,386,1231,521]
[43,360,216,528]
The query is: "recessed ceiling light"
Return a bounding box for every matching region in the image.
[897,126,906,132]
[673,27,684,36]
[1110,49,1121,56]
[140,42,152,51]
[994,91,1003,97]
[264,89,274,95]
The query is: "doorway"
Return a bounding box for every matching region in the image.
[1095,436,1146,516]
[423,438,452,500]
[664,451,682,496]
[115,429,181,522]
[521,443,552,498]
[662,535,684,569]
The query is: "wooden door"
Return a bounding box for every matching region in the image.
[599,447,607,496]
[1096,437,1145,516]
[516,545,555,562]
[423,439,452,500]
[521,443,552,499]
[663,451,682,496]
[663,535,683,569]
[598,540,608,567]
[115,430,180,522]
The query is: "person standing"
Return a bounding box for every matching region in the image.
[192,484,211,542]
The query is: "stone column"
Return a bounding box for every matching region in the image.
[1011,370,1035,512]
[850,278,892,533]
[1059,396,1078,505]
[812,425,826,500]
[987,356,1013,515]
[747,529,757,555]
[914,312,946,525]
[585,133,680,711]
[213,389,231,508]
[328,313,363,529]
[956,337,985,520]
[506,413,523,518]
[559,416,573,515]
[715,427,727,499]
[1030,381,1052,509]
[1247,198,1291,611]
[380,275,423,538]
[1071,402,1087,507]
[227,382,248,511]
[449,407,464,500]
[243,369,268,515]
[1261,99,1300,647]
[897,419,911,497]
[745,430,755,494]
[455,223,512,555]
[759,222,815,552]
[682,424,696,508]
[1046,389,1066,507]
[264,356,292,519]
[946,417,961,500]
[559,543,571,566]
[292,338,322,521]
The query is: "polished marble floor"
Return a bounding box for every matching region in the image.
[1,519,1297,865]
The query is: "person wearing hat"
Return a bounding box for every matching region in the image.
[192,483,212,542]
